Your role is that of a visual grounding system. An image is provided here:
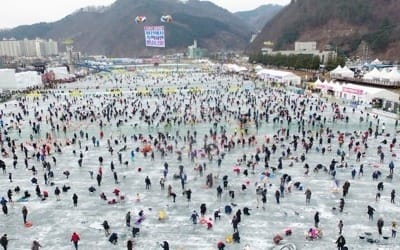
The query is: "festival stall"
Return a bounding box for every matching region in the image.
[339,83,399,110]
[257,69,301,86]
[330,65,354,78]
[15,71,43,89]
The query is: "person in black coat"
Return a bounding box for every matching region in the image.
[377,218,384,236]
[72,193,78,207]
[0,234,7,250]
[367,205,375,221]
[336,235,346,250]
[314,212,320,228]
[102,220,110,236]
[160,241,169,250]
[200,203,207,217]
[127,239,133,250]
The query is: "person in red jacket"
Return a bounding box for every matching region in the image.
[71,232,80,250]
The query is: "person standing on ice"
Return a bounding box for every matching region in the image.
[145,176,151,190]
[127,239,133,250]
[72,193,78,207]
[314,212,320,228]
[275,190,280,204]
[339,198,345,213]
[391,189,396,203]
[70,232,80,250]
[200,203,207,217]
[22,206,28,224]
[190,210,199,224]
[216,185,223,201]
[367,205,375,220]
[335,234,346,250]
[389,161,395,175]
[126,211,131,227]
[377,218,384,236]
[305,188,312,204]
[0,234,8,250]
[96,173,102,186]
[338,220,344,234]
[102,220,111,236]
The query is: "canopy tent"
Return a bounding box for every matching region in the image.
[363,67,400,82]
[15,71,43,89]
[330,65,354,78]
[330,65,342,75]
[257,69,301,86]
[315,79,341,92]
[314,78,322,86]
[387,67,400,82]
[47,67,75,81]
[379,68,392,82]
[0,69,17,90]
[340,66,355,78]
[370,58,382,65]
[363,68,381,81]
[254,65,263,72]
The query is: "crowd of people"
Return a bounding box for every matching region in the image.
[0,69,398,249]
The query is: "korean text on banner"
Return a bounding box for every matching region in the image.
[144,26,165,48]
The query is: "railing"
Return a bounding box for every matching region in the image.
[331,76,400,88]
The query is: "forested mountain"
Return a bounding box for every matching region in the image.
[234,4,283,32]
[248,0,400,59]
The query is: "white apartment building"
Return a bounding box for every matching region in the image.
[0,38,58,57]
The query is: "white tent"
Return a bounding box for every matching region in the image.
[257,69,301,86]
[330,65,342,74]
[371,58,382,65]
[0,69,18,90]
[254,65,263,72]
[330,65,354,78]
[387,67,400,82]
[340,66,355,78]
[15,71,43,89]
[363,68,381,80]
[379,68,391,82]
[48,66,75,80]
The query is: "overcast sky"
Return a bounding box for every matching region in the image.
[0,0,290,29]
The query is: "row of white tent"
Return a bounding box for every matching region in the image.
[362,67,400,82]
[314,78,399,103]
[0,69,42,92]
[330,65,400,82]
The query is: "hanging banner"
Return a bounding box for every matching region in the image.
[144,26,165,48]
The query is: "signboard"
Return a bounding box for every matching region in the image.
[342,86,363,95]
[144,26,165,48]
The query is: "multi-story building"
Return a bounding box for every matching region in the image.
[261,41,336,64]
[0,39,21,57]
[0,38,58,58]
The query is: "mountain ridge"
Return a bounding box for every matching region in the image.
[0,0,253,57]
[234,4,283,32]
